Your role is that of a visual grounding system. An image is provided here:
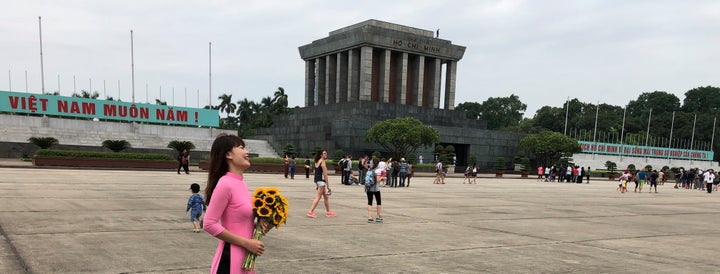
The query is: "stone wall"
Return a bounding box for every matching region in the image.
[0,114,278,159]
[255,101,525,170]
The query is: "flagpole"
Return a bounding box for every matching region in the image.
[130,30,136,103]
[645,108,652,147]
[564,97,569,135]
[208,41,212,132]
[667,111,675,161]
[690,113,697,163]
[8,70,11,91]
[620,106,627,161]
[39,16,46,94]
[593,102,599,159]
[711,116,716,152]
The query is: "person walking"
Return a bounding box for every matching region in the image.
[288,156,296,180]
[704,169,714,194]
[304,157,311,180]
[177,149,190,175]
[365,157,383,223]
[433,161,444,184]
[307,150,336,218]
[358,155,368,186]
[398,158,408,187]
[203,134,271,273]
[283,155,289,179]
[186,183,206,233]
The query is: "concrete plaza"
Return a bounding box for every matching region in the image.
[1,166,719,273]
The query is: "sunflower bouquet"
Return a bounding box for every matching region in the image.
[242,187,288,271]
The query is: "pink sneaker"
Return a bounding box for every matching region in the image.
[325,211,337,217]
[306,211,317,218]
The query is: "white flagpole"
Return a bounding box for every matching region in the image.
[7,70,10,91]
[39,16,46,94]
[25,70,28,92]
[564,97,569,135]
[103,80,106,99]
[208,41,212,132]
[130,30,136,103]
[145,83,149,103]
[711,116,717,151]
[645,108,652,147]
[73,75,76,93]
[57,75,60,93]
[690,113,697,151]
[668,111,675,156]
[593,102,599,159]
[620,106,627,161]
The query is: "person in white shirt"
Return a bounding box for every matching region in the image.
[704,169,715,194]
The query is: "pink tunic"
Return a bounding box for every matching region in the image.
[203,172,256,274]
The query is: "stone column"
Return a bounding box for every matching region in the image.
[336,52,348,103]
[396,52,408,105]
[432,58,442,108]
[379,49,391,103]
[326,54,337,104]
[359,46,373,101]
[316,57,326,105]
[348,48,360,101]
[444,60,457,110]
[304,60,315,107]
[412,55,425,107]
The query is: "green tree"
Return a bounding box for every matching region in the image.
[456,102,481,119]
[217,93,237,118]
[478,94,527,130]
[681,86,720,113]
[28,137,59,149]
[72,90,100,99]
[519,131,582,167]
[272,87,289,114]
[102,140,131,152]
[167,140,196,152]
[365,117,440,159]
[283,144,297,157]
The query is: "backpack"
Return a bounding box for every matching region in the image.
[364,170,377,191]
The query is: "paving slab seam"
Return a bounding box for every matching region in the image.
[0,224,30,274]
[11,228,199,236]
[118,266,206,274]
[569,236,720,269]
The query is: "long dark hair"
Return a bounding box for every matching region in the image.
[314,150,325,164]
[205,134,245,206]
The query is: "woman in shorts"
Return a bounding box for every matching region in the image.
[307,150,336,218]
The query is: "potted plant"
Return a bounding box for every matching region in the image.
[520,157,531,178]
[494,157,506,177]
[605,161,617,180]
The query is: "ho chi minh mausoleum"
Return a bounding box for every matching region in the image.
[255,20,524,170]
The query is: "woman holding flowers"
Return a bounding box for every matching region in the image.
[203,134,270,274]
[307,150,336,218]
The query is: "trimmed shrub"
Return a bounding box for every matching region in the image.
[34,149,174,161]
[102,140,131,152]
[28,137,59,149]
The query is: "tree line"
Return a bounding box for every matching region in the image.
[456,86,720,160]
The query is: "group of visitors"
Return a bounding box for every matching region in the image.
[616,168,662,193]
[671,168,719,193]
[536,165,591,184]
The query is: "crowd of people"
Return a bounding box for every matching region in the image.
[535,165,591,184]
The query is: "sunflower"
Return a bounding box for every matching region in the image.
[253,188,266,197]
[279,195,289,206]
[264,195,276,205]
[273,213,284,227]
[253,198,265,208]
[257,206,272,217]
[275,204,286,217]
[265,187,279,196]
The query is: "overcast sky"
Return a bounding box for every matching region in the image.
[3,0,719,117]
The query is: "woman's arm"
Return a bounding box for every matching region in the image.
[203,184,265,255]
[322,161,329,188]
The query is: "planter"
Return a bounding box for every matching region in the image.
[198,161,289,173]
[495,171,504,178]
[33,156,176,169]
[520,171,529,178]
[608,174,616,180]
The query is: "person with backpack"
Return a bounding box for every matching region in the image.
[358,155,368,186]
[398,158,409,187]
[365,157,382,223]
[343,155,353,185]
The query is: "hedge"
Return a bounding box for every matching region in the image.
[34,149,174,161]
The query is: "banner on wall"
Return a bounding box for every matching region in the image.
[578,141,713,161]
[0,90,219,127]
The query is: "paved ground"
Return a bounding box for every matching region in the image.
[1,164,719,273]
